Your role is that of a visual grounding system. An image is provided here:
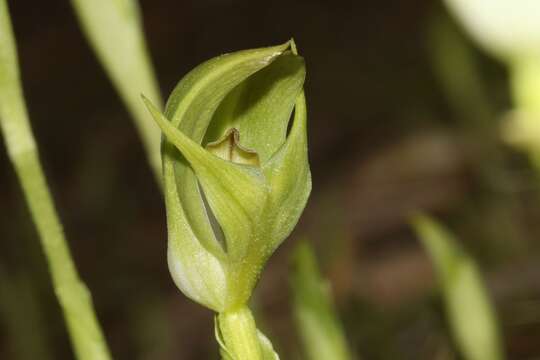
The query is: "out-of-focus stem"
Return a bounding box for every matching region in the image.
[0,1,111,359]
[511,57,540,114]
[509,57,540,169]
[71,0,163,181]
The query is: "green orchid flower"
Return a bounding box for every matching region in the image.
[143,40,310,359]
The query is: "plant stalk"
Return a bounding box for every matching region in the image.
[218,307,263,360]
[0,1,111,359]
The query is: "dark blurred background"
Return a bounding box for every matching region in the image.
[1,0,540,359]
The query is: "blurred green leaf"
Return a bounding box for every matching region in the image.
[71,0,163,178]
[291,241,353,360]
[412,214,504,360]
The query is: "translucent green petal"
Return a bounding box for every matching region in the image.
[263,92,311,252]
[207,53,306,163]
[143,98,268,261]
[166,194,227,311]
[257,330,281,360]
[221,91,311,307]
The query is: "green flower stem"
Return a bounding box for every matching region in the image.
[218,307,263,360]
[0,1,111,359]
[71,0,163,180]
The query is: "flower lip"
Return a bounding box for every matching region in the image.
[206,128,260,166]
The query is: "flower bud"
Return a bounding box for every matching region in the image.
[143,41,311,312]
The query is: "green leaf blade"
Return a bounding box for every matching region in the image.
[291,241,353,360]
[412,214,504,360]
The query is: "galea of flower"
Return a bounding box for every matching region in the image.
[143,40,310,359]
